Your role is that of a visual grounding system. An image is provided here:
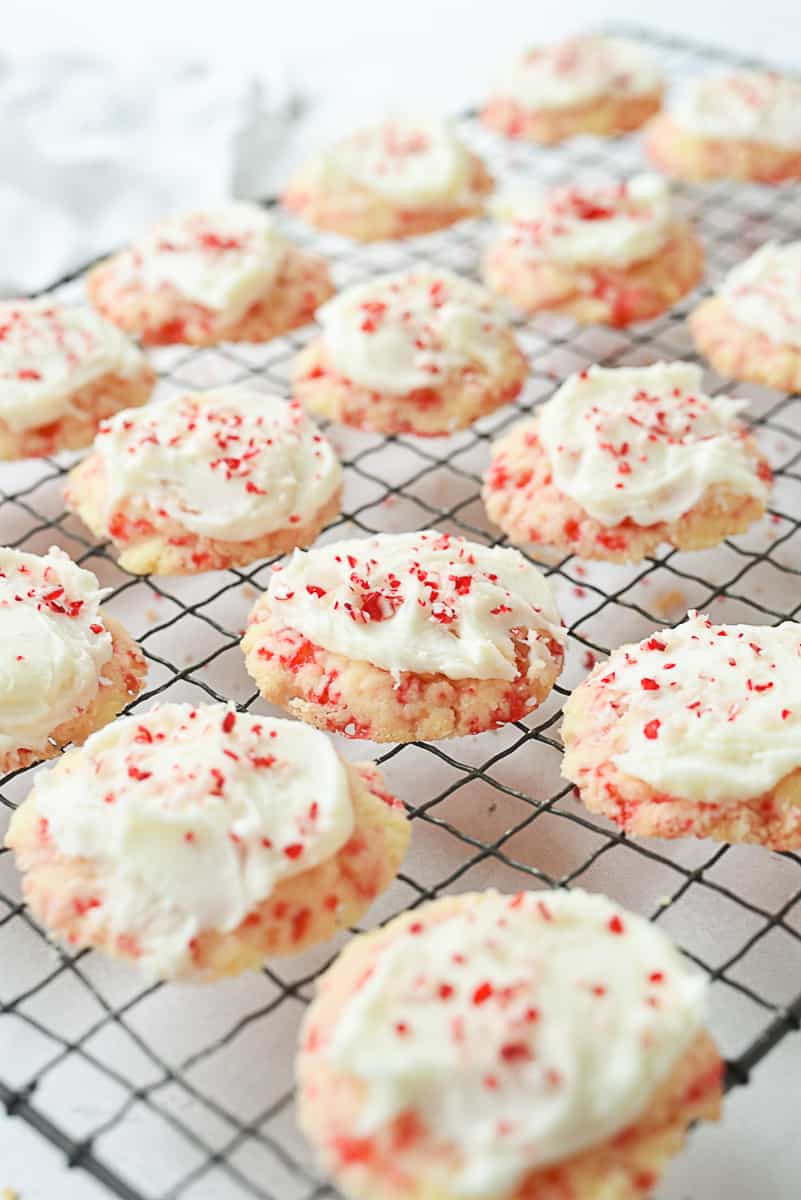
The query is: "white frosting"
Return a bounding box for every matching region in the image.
[113,204,287,320]
[317,269,510,394]
[497,35,662,111]
[267,530,564,682]
[327,889,706,1195]
[0,546,113,754]
[720,241,801,351]
[539,362,767,527]
[0,300,146,433]
[673,72,801,149]
[310,119,471,205]
[493,174,673,268]
[34,703,353,976]
[601,611,801,803]
[96,388,342,542]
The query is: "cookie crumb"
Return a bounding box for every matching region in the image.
[652,588,686,618]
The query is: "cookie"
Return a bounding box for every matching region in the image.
[482,174,704,327]
[294,268,527,436]
[0,299,155,460]
[483,361,771,563]
[298,888,722,1200]
[482,35,663,144]
[645,71,801,182]
[0,546,146,776]
[282,118,492,242]
[242,529,564,743]
[5,703,409,981]
[691,241,801,392]
[563,611,801,849]
[86,203,333,346]
[65,387,343,575]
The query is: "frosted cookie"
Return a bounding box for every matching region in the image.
[563,611,801,849]
[298,888,722,1200]
[294,268,527,436]
[483,362,771,564]
[482,175,703,327]
[691,241,801,392]
[482,35,663,144]
[6,703,408,979]
[242,529,565,743]
[86,203,333,346]
[65,387,343,576]
[0,546,146,776]
[282,118,492,242]
[646,71,801,183]
[0,300,155,460]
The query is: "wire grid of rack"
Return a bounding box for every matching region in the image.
[2,24,801,1200]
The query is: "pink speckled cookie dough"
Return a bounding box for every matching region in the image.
[646,117,801,183]
[690,242,801,392]
[293,268,527,436]
[294,340,525,436]
[484,90,662,145]
[87,204,333,346]
[0,547,146,776]
[562,613,801,850]
[482,362,771,564]
[0,300,155,461]
[482,35,663,144]
[242,531,565,743]
[482,176,704,328]
[297,890,722,1200]
[65,388,343,576]
[645,72,801,183]
[690,297,801,392]
[6,705,409,981]
[282,118,492,241]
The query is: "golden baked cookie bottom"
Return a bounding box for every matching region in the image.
[482,221,704,328]
[281,154,493,242]
[0,366,156,462]
[645,115,801,183]
[65,453,343,576]
[690,295,801,392]
[297,895,723,1200]
[482,416,771,564]
[86,245,333,346]
[0,614,146,776]
[481,88,663,144]
[293,337,527,436]
[562,671,801,850]
[6,759,408,981]
[241,599,564,743]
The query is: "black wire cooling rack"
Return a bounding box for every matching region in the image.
[3,25,801,1200]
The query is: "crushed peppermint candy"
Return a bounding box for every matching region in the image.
[29,703,355,977]
[0,545,114,755]
[0,299,146,434]
[94,388,342,544]
[316,268,510,395]
[112,204,287,320]
[537,361,769,529]
[266,529,564,682]
[591,610,801,803]
[491,172,672,269]
[322,889,706,1191]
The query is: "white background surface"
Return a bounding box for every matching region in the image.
[2,1,801,1198]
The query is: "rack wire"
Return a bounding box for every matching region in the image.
[2,24,801,1200]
